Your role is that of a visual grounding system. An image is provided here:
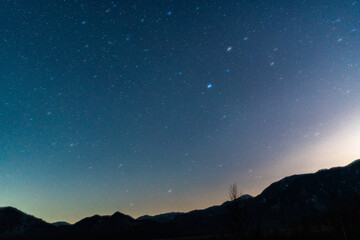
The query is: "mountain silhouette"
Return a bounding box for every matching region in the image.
[0,207,55,239]
[1,159,360,239]
[137,212,183,223]
[51,221,71,227]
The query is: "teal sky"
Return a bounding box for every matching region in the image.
[1,0,360,223]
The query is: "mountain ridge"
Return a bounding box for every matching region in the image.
[1,159,360,239]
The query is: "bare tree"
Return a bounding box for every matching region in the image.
[228,183,247,239]
[229,183,239,202]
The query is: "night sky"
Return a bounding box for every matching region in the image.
[1,0,360,223]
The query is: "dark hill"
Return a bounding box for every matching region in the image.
[2,159,360,239]
[0,207,54,239]
[250,160,360,229]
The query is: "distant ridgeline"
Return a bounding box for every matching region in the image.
[1,159,360,240]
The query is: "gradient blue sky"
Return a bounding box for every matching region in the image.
[1,0,360,223]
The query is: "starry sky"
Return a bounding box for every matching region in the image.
[1,0,360,223]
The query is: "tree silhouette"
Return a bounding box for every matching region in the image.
[228,183,247,239]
